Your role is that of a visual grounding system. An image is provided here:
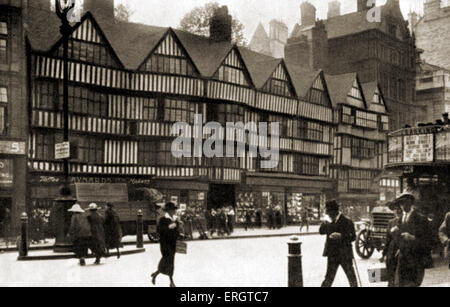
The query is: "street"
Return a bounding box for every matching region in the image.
[1,234,448,287]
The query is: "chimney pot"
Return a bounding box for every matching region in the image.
[300,2,317,27]
[210,6,233,42]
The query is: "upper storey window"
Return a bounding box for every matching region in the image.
[0,21,7,64]
[142,34,197,76]
[213,49,250,86]
[54,18,119,68]
[350,79,363,100]
[262,64,293,97]
[306,75,329,106]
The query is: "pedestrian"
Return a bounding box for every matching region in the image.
[244,210,252,231]
[1,207,11,247]
[104,203,123,259]
[439,211,450,269]
[86,203,106,265]
[151,202,179,287]
[267,207,274,229]
[227,206,235,234]
[210,209,218,236]
[393,193,429,287]
[299,208,309,233]
[320,200,358,287]
[381,202,403,287]
[68,204,91,266]
[275,206,282,229]
[255,209,262,228]
[218,209,228,236]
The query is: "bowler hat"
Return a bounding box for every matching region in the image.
[163,202,178,211]
[325,200,339,212]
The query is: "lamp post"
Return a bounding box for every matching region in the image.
[53,0,76,253]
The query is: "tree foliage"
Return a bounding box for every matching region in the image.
[115,3,134,23]
[179,2,247,46]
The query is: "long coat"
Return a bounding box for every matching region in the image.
[104,208,123,249]
[396,210,429,287]
[158,216,179,276]
[319,214,356,261]
[69,213,92,240]
[87,211,106,253]
[383,217,401,286]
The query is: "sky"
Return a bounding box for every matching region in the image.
[110,0,425,41]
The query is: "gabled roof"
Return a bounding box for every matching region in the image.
[362,81,389,113]
[25,7,332,101]
[325,73,360,108]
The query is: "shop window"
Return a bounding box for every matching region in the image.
[0,21,7,64]
[0,86,7,135]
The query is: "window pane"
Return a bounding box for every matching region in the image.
[0,87,7,103]
[0,22,7,35]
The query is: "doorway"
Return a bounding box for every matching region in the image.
[208,184,236,210]
[0,198,12,238]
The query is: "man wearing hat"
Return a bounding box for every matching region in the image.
[68,204,91,266]
[392,192,429,287]
[320,200,358,287]
[86,203,106,265]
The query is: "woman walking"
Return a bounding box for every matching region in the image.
[68,204,91,266]
[104,203,123,259]
[151,202,179,287]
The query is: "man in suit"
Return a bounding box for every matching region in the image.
[320,200,358,287]
[86,203,106,265]
[393,193,429,287]
[438,212,450,269]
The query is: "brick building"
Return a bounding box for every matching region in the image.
[411,0,450,70]
[286,0,426,131]
[416,62,450,123]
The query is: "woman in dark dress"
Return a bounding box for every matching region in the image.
[151,202,179,287]
[104,203,123,259]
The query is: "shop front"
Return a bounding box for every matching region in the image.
[0,140,26,237]
[237,172,334,226]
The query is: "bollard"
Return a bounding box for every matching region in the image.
[19,213,29,257]
[288,236,303,287]
[136,209,144,248]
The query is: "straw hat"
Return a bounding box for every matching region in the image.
[68,204,85,213]
[89,203,99,211]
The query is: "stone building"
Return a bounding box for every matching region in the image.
[411,0,450,70]
[416,62,450,123]
[286,0,426,131]
[249,20,288,59]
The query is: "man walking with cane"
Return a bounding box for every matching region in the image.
[320,200,358,287]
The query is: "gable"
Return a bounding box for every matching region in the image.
[346,78,366,109]
[52,16,121,68]
[262,63,294,97]
[139,32,198,76]
[368,86,388,114]
[213,48,251,86]
[305,73,330,107]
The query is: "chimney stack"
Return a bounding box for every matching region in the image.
[357,0,375,12]
[210,6,233,42]
[327,1,341,19]
[83,0,115,21]
[300,2,317,27]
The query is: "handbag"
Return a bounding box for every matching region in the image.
[176,241,187,254]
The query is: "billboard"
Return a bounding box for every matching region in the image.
[403,134,434,163]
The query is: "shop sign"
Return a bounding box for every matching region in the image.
[403,134,434,163]
[55,142,70,160]
[0,140,26,155]
[198,192,205,201]
[75,183,129,203]
[0,159,13,188]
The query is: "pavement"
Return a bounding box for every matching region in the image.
[1,234,448,287]
[0,226,319,252]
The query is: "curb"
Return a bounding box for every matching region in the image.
[16,248,146,261]
[2,231,319,254]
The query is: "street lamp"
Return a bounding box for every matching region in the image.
[53,0,76,253]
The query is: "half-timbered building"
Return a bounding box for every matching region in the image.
[326,73,389,218]
[23,1,338,226]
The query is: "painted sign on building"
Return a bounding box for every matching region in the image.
[0,141,26,155]
[403,134,434,163]
[0,159,13,188]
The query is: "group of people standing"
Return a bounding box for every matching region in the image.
[243,206,284,231]
[68,203,122,266]
[206,206,235,237]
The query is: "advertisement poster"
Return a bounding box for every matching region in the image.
[403,134,434,163]
[436,131,450,161]
[0,159,13,188]
[388,136,403,163]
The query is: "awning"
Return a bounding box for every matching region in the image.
[374,169,404,181]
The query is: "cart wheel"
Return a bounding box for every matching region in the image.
[355,229,375,259]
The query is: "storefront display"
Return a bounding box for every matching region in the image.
[235,192,255,223]
[286,193,303,223]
